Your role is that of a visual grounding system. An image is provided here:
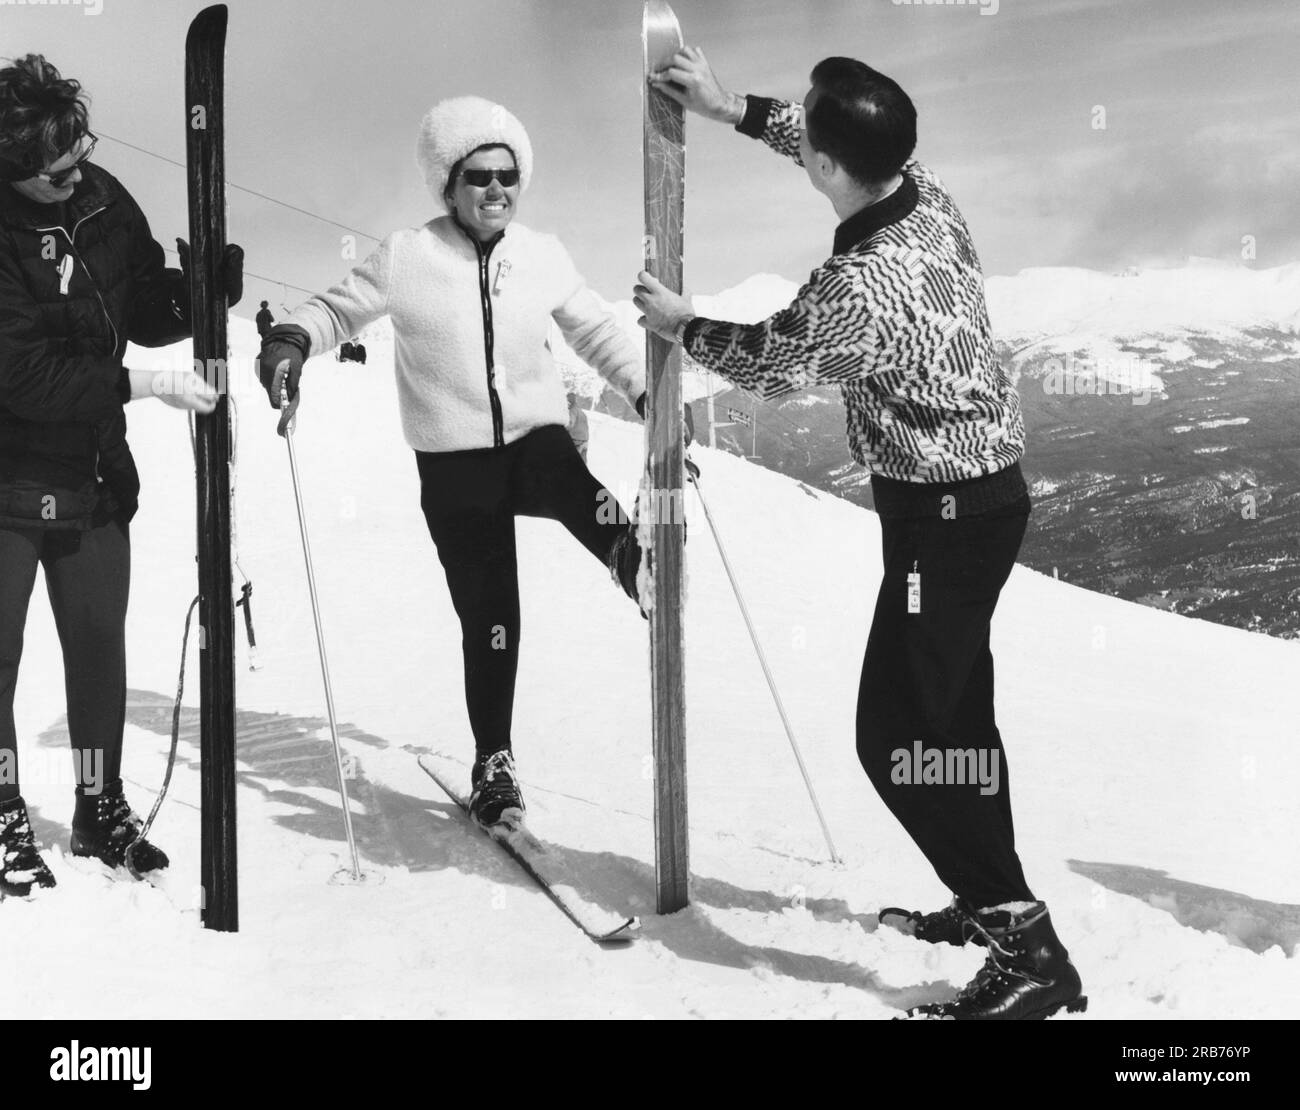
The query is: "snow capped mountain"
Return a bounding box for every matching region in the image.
[987,259,1300,344]
[548,260,1300,407]
[987,261,1300,401]
[687,272,805,325]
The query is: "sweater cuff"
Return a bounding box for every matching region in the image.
[682,316,707,349]
[278,314,321,361]
[735,95,776,139]
[266,321,314,357]
[117,366,133,405]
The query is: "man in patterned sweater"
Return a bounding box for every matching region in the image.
[635,50,1085,1021]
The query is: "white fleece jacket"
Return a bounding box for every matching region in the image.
[286,217,645,452]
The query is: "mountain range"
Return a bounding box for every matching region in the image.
[556,261,1300,639]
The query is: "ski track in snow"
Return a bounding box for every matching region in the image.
[4,317,1297,1020]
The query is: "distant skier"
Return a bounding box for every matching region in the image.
[257,97,657,833]
[635,49,1084,1020]
[338,339,367,365]
[0,55,241,895]
[566,391,589,461]
[255,299,275,338]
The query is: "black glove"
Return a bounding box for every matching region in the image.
[258,323,311,411]
[176,238,245,307]
[635,392,695,447]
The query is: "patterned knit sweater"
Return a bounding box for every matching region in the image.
[684,96,1026,498]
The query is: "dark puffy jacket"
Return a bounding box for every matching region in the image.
[0,163,191,529]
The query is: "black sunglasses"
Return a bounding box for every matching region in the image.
[37,134,98,188]
[459,167,520,188]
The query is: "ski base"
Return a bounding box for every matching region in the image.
[417,753,639,945]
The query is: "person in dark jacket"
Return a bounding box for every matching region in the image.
[0,55,241,896]
[636,49,1083,1021]
[255,300,275,338]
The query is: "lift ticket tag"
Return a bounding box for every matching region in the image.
[907,565,921,614]
[494,259,512,295]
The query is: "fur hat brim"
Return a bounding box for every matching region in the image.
[416,96,534,210]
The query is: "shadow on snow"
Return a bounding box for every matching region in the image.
[26,690,951,1010]
[1070,859,1299,958]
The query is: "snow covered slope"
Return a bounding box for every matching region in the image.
[4,318,1297,1019]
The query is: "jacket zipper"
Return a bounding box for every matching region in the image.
[37,207,120,358]
[470,233,506,448]
[38,206,118,481]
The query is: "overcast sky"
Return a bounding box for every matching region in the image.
[6,0,1297,314]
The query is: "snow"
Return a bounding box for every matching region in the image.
[4,314,1298,1020]
[1170,417,1253,434]
[987,260,1300,340]
[1157,340,1197,364]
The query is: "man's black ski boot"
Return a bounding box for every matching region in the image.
[0,796,57,898]
[468,750,526,833]
[70,779,169,875]
[879,897,985,947]
[903,901,1087,1020]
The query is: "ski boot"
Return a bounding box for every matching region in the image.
[902,901,1087,1020]
[879,897,985,947]
[606,497,690,620]
[468,750,526,834]
[0,796,57,898]
[607,522,648,617]
[70,779,169,875]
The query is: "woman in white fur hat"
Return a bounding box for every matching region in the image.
[257,96,652,832]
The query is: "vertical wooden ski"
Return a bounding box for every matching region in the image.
[642,0,689,914]
[185,4,238,931]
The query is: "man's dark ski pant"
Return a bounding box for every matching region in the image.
[856,495,1036,910]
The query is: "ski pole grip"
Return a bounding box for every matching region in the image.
[236,581,261,670]
[277,382,296,438]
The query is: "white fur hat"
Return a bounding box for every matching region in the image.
[416,96,534,210]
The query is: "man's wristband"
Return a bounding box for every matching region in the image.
[673,315,696,345]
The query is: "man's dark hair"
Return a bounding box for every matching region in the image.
[0,55,90,176]
[807,57,916,187]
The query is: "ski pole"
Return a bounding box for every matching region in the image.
[686,460,841,864]
[126,595,199,879]
[280,388,364,884]
[236,580,260,670]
